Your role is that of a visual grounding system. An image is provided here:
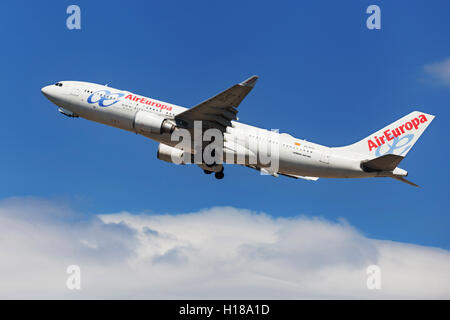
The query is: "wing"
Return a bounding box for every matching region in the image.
[279,173,319,181]
[174,75,258,132]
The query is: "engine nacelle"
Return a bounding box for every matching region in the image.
[157,144,223,172]
[134,111,175,134]
[157,144,188,165]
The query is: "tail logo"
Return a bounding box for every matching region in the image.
[368,114,428,152]
[375,134,414,156]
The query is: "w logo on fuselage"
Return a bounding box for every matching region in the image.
[87,90,124,107]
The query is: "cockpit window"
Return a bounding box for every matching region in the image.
[54,82,63,87]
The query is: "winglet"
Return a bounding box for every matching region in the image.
[240,75,259,87]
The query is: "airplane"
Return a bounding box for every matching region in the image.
[41,76,434,186]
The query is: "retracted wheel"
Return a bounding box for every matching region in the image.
[214,172,224,180]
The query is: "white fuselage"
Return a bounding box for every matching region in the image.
[41,81,379,180]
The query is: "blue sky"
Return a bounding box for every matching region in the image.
[0,0,449,251]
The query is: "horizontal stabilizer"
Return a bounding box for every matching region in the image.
[362,154,404,172]
[392,176,419,187]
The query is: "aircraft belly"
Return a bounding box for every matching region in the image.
[279,150,366,179]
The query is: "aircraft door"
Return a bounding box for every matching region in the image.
[319,150,330,165]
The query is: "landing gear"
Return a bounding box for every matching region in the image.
[214,166,225,180]
[203,166,224,179]
[214,171,224,180]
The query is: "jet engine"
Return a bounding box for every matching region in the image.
[134,111,176,134]
[157,144,224,176]
[157,143,188,165]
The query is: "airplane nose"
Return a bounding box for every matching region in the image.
[41,85,51,98]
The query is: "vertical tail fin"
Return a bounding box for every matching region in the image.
[337,111,435,158]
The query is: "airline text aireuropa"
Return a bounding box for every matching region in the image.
[368,114,428,151]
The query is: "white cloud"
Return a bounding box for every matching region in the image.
[424,57,450,86]
[0,197,449,299]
